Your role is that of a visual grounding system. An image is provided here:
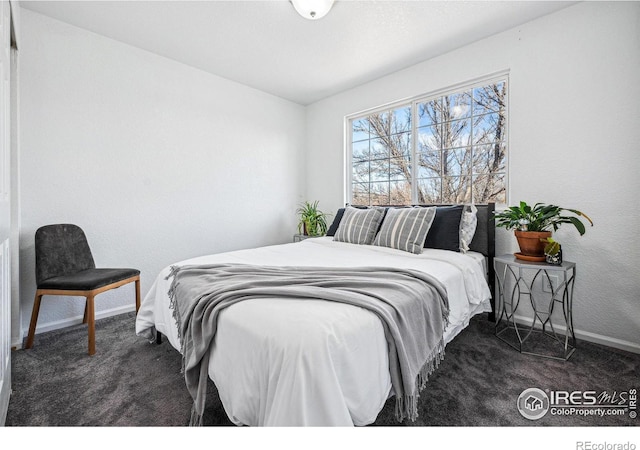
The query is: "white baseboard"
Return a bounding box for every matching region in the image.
[511,313,640,355]
[11,304,137,350]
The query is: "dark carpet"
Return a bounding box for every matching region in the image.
[5,311,639,427]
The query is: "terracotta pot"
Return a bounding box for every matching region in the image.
[514,230,552,260]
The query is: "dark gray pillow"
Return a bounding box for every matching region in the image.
[424,205,465,252]
[373,207,436,254]
[333,207,385,245]
[326,208,345,237]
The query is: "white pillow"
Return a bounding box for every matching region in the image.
[459,204,478,253]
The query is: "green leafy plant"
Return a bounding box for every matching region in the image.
[296,201,330,236]
[494,201,593,235]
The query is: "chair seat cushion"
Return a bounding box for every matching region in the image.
[38,268,140,291]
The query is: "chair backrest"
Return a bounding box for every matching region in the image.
[35,224,96,285]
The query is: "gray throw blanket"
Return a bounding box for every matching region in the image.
[166,263,449,426]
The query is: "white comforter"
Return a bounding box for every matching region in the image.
[135,237,492,426]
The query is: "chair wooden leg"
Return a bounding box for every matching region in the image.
[86,294,96,356]
[25,292,44,349]
[82,301,88,324]
[135,277,141,313]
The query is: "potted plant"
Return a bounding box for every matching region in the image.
[296,201,330,237]
[494,201,593,261]
[541,236,562,265]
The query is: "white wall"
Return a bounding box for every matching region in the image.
[17,9,306,341]
[305,2,640,351]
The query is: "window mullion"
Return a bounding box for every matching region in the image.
[439,96,444,204]
[411,101,418,205]
[470,89,475,204]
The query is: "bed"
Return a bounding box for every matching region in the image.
[135,203,495,426]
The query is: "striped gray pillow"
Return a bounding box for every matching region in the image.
[333,207,386,245]
[373,207,436,254]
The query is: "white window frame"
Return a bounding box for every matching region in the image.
[345,71,510,206]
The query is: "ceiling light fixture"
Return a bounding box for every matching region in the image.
[291,0,335,20]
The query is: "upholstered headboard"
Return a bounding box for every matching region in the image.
[468,203,495,320]
[468,203,495,260]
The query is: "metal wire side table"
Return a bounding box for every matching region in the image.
[494,254,577,361]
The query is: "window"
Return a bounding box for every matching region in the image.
[349,76,508,206]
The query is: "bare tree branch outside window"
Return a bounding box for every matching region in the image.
[351,79,507,206]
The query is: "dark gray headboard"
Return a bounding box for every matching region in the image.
[470,203,495,320]
[469,203,495,259]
